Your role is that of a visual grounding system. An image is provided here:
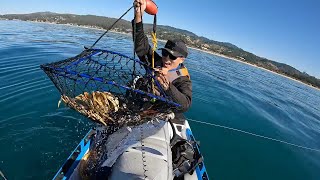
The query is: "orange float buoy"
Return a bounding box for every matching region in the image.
[145,0,158,15]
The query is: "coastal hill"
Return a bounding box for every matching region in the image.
[1,12,319,89]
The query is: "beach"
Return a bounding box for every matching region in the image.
[188,46,320,91]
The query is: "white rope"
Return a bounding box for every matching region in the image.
[0,170,7,180]
[187,118,320,153]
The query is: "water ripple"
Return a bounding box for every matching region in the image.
[0,111,38,123]
[0,77,43,90]
[0,83,53,103]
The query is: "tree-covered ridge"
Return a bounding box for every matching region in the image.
[1,12,319,89]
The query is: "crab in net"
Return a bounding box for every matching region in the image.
[58,90,173,126]
[58,91,120,126]
[41,49,180,127]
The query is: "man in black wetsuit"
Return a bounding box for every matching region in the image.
[133,0,192,122]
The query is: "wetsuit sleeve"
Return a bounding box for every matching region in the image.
[132,21,161,65]
[165,77,192,113]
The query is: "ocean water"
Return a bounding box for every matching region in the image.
[0,20,320,180]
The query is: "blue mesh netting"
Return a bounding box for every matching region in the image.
[40,48,180,126]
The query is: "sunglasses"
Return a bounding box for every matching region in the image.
[161,50,178,60]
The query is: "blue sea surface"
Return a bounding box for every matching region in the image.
[0,20,320,179]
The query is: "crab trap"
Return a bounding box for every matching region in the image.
[40,48,180,126]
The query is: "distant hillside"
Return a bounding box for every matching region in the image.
[1,12,319,89]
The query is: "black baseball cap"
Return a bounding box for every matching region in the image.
[159,39,188,58]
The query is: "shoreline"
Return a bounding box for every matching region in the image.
[5,20,319,91]
[189,46,320,91]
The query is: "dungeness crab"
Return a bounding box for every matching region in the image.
[58,91,119,126]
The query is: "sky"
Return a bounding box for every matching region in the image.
[1,0,320,78]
